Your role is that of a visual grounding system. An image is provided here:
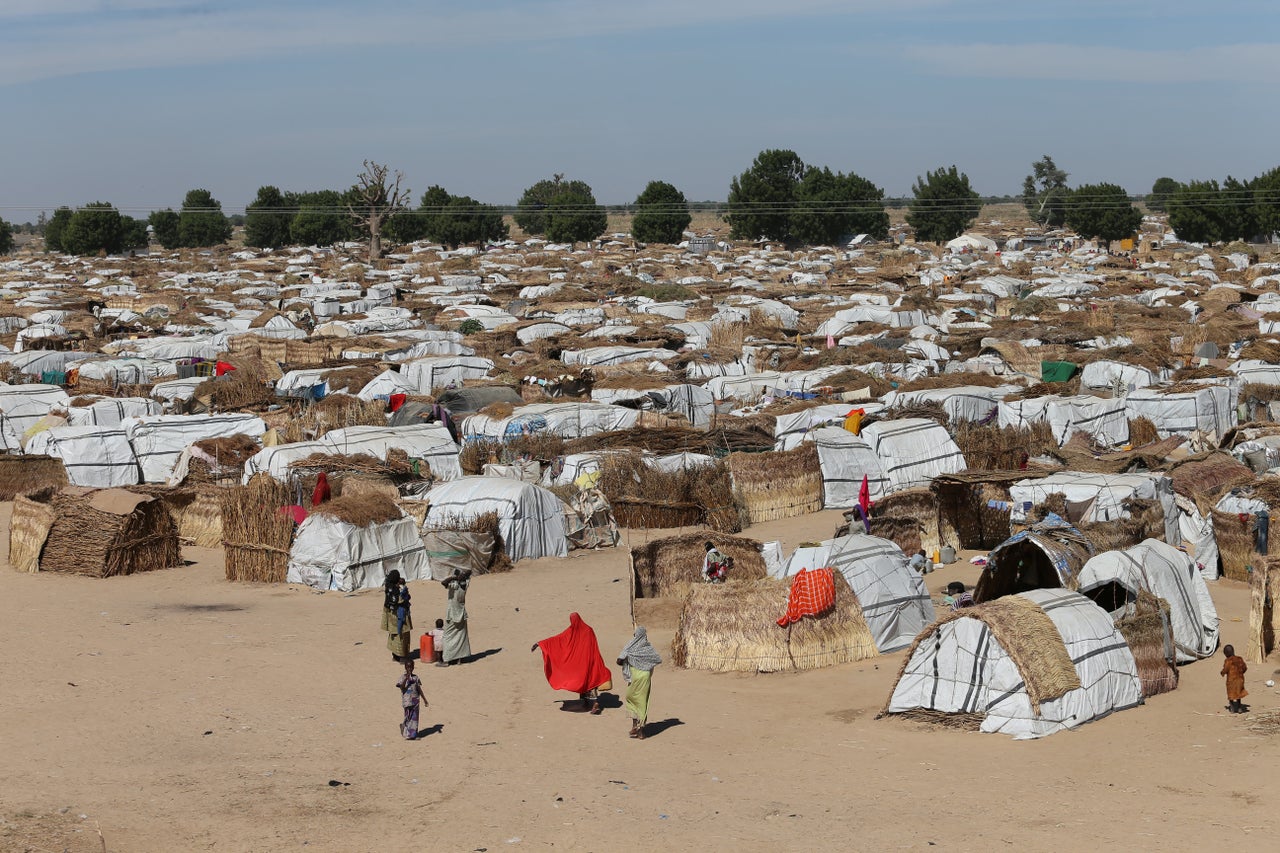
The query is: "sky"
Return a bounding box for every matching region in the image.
[1,0,1277,222]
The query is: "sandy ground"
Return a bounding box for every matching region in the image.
[2,504,1278,853]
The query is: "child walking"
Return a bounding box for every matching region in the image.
[396,660,428,739]
[1220,644,1249,714]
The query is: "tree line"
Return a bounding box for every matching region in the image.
[3,154,1279,257]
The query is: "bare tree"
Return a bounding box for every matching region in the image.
[347,160,410,261]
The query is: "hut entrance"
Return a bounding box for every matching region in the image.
[1082,580,1135,613]
[974,539,1064,602]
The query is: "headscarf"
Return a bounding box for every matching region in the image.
[617,626,662,683]
[535,613,613,694]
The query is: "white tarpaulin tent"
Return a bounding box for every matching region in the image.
[286,510,429,592]
[859,418,965,492]
[1008,471,1164,524]
[1076,539,1220,661]
[884,588,1143,739]
[65,396,162,427]
[812,427,890,508]
[26,425,140,487]
[1124,385,1236,439]
[401,356,494,392]
[881,386,1015,424]
[414,477,569,562]
[774,404,884,451]
[126,413,268,483]
[1044,396,1130,447]
[322,424,462,482]
[0,383,70,437]
[775,533,932,652]
[1079,360,1161,392]
[461,403,640,442]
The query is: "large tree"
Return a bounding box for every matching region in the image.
[545,183,608,245]
[1021,155,1069,227]
[291,190,355,247]
[148,209,181,249]
[1148,177,1179,213]
[347,160,410,260]
[1064,183,1143,243]
[725,149,805,241]
[1254,166,1280,241]
[244,185,294,249]
[44,207,73,252]
[121,216,150,252]
[1222,175,1260,242]
[790,166,889,245]
[1167,180,1230,243]
[515,174,595,236]
[630,180,692,244]
[178,188,232,247]
[906,165,981,243]
[0,218,12,255]
[62,202,126,255]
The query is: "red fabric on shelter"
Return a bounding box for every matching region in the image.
[536,613,613,694]
[215,361,236,376]
[280,505,307,524]
[777,568,836,627]
[312,471,330,506]
[858,475,872,518]
[389,393,407,413]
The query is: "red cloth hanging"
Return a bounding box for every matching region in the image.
[778,568,836,627]
[535,613,613,694]
[312,471,331,506]
[858,474,872,518]
[215,361,236,376]
[389,393,407,413]
[279,505,307,524]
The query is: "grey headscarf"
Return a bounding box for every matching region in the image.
[617,626,663,682]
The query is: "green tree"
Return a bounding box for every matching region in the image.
[62,202,126,255]
[790,167,889,245]
[0,218,12,254]
[1254,166,1280,241]
[244,185,294,249]
[1167,180,1230,243]
[906,165,981,243]
[1148,177,1179,213]
[148,209,181,249]
[1021,155,1069,226]
[435,194,508,248]
[725,149,805,241]
[44,207,73,252]
[515,174,595,236]
[630,180,692,244]
[121,216,150,251]
[545,184,607,245]
[1222,175,1259,242]
[290,190,354,246]
[1064,183,1143,243]
[177,188,232,247]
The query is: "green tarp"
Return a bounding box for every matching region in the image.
[1041,361,1079,383]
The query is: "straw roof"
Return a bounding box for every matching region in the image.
[672,574,878,673]
[886,594,1081,715]
[631,532,766,600]
[1167,453,1254,502]
[0,454,68,501]
[310,492,404,527]
[1114,590,1178,698]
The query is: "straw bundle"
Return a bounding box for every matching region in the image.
[195,361,274,410]
[931,473,1030,550]
[0,454,68,501]
[952,422,1051,470]
[1114,590,1179,698]
[336,473,400,502]
[8,493,57,573]
[1212,509,1264,582]
[727,443,822,526]
[598,452,740,532]
[423,510,513,574]
[873,488,943,555]
[1077,499,1167,553]
[884,594,1081,716]
[184,433,261,485]
[34,488,180,577]
[1247,557,1280,663]
[631,532,766,600]
[320,364,382,394]
[310,492,403,527]
[171,486,225,548]
[898,373,1009,392]
[672,574,878,673]
[288,449,417,479]
[222,475,295,583]
[1239,340,1280,362]
[282,396,387,442]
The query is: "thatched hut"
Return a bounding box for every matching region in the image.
[598,452,739,533]
[631,532,767,602]
[727,443,823,526]
[931,470,1047,551]
[222,474,296,583]
[286,493,428,592]
[671,574,877,673]
[180,433,261,485]
[9,487,180,577]
[0,454,68,501]
[1247,557,1280,663]
[859,487,943,557]
[973,515,1096,603]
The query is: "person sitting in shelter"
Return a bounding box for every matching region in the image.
[909,549,931,574]
[703,541,730,584]
[944,581,975,610]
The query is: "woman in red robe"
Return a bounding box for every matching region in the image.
[532,613,613,713]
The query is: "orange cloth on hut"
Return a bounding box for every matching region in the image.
[778,568,836,627]
[1221,655,1248,701]
[536,613,613,694]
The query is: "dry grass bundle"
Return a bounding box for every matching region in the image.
[884,593,1081,717]
[1114,590,1179,698]
[932,477,1020,550]
[705,321,746,361]
[478,400,516,419]
[1077,499,1167,553]
[311,492,403,527]
[1247,557,1280,663]
[222,475,295,583]
[1240,382,1280,405]
[288,450,416,478]
[424,510,513,574]
[1239,340,1280,363]
[864,401,949,428]
[952,422,1047,470]
[1002,380,1080,400]
[321,364,382,394]
[1168,453,1255,501]
[671,574,878,672]
[31,488,181,577]
[631,531,766,598]
[1171,364,1232,381]
[459,433,567,475]
[727,444,822,526]
[8,493,57,573]
[898,372,1009,392]
[184,433,261,485]
[335,473,400,501]
[195,360,275,410]
[282,395,387,441]
[873,488,943,554]
[820,367,894,397]
[0,454,68,500]
[1211,508,1265,582]
[598,451,739,532]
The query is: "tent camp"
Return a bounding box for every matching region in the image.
[812,427,890,509]
[1123,385,1236,439]
[414,476,569,562]
[882,588,1143,739]
[774,533,932,652]
[859,418,966,492]
[286,494,429,592]
[1076,539,1220,662]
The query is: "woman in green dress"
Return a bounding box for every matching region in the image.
[616,626,662,739]
[380,570,412,662]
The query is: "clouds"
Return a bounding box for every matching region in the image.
[903,42,1280,84]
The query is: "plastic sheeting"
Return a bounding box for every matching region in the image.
[414,477,568,562]
[1044,396,1130,447]
[286,513,429,592]
[881,386,1015,424]
[1077,539,1220,661]
[461,403,641,443]
[775,533,931,652]
[400,356,494,392]
[1124,385,1237,439]
[126,413,268,483]
[26,425,140,487]
[886,588,1143,739]
[813,427,890,508]
[859,418,965,493]
[65,397,162,427]
[1008,471,1164,524]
